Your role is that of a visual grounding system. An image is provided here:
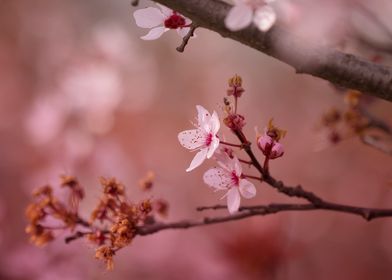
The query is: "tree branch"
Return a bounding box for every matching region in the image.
[135,201,392,236]
[151,0,392,103]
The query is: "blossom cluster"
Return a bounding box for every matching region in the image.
[25,174,168,270]
[178,75,286,214]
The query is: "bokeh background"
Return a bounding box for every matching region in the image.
[1,0,392,279]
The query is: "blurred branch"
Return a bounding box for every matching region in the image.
[151,0,392,103]
[360,134,392,156]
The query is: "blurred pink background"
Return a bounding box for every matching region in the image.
[1,0,392,279]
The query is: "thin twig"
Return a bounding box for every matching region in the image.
[176,25,197,53]
[65,231,92,244]
[134,202,392,236]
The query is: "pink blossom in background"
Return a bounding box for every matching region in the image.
[225,0,277,31]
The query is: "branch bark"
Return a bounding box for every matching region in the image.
[151,0,392,103]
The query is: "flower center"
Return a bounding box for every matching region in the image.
[164,13,186,29]
[205,133,213,146]
[231,171,240,186]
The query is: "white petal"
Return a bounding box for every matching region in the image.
[133,7,165,28]
[203,167,231,190]
[185,17,192,25]
[239,179,256,199]
[210,111,221,134]
[253,5,276,32]
[186,148,208,172]
[206,136,220,159]
[225,4,253,31]
[177,27,190,38]
[140,26,167,40]
[215,149,233,171]
[232,156,242,176]
[227,188,241,214]
[178,129,206,150]
[155,3,173,17]
[196,105,211,127]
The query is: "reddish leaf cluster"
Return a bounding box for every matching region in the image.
[25,175,169,270]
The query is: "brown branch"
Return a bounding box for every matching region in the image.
[135,201,392,236]
[65,231,92,244]
[151,0,392,103]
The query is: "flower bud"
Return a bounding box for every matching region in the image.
[227,74,245,98]
[224,113,246,130]
[257,119,286,159]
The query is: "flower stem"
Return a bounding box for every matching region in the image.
[239,158,253,165]
[242,174,263,181]
[263,156,270,175]
[219,140,242,148]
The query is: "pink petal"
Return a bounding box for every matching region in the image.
[206,136,220,159]
[140,26,167,40]
[239,179,256,199]
[203,167,231,190]
[210,111,221,134]
[227,188,241,214]
[196,105,211,127]
[215,149,233,171]
[186,148,208,172]
[177,27,191,38]
[178,129,206,150]
[271,142,284,158]
[232,157,242,176]
[133,7,165,28]
[257,134,273,150]
[253,5,276,32]
[225,4,253,31]
[185,17,192,25]
[155,3,173,17]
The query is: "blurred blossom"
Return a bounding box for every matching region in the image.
[25,94,68,145]
[60,62,122,131]
[64,129,95,161]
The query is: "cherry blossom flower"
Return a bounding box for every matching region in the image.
[257,119,286,159]
[133,4,192,40]
[203,152,256,214]
[178,105,220,172]
[225,0,277,32]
